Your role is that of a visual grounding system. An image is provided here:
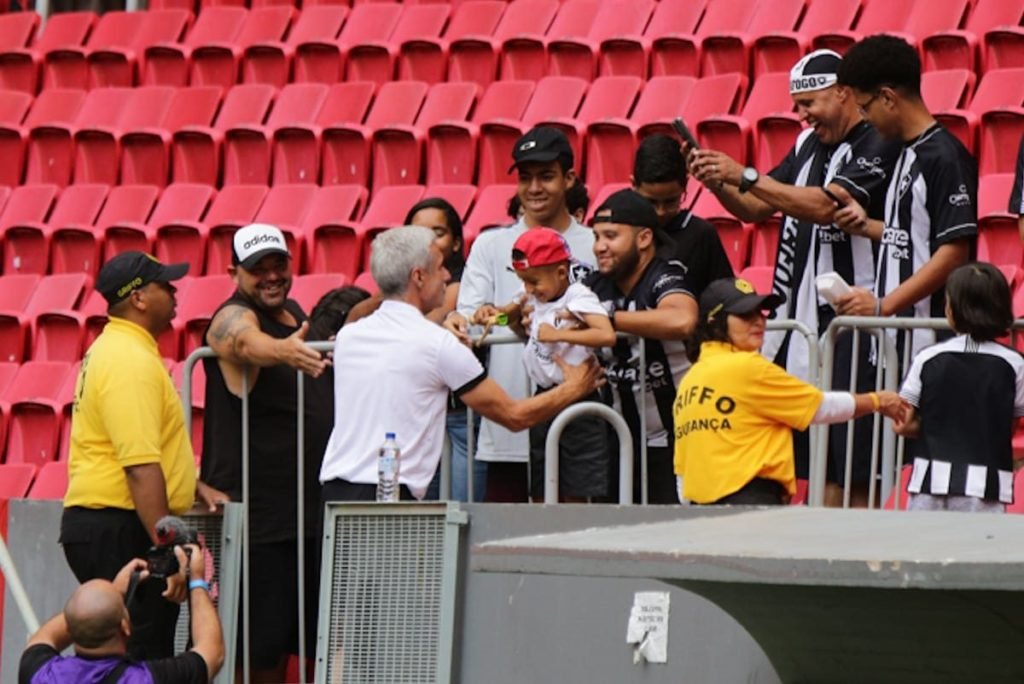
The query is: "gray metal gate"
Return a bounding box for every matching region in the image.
[316,503,465,684]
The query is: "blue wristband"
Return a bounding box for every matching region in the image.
[189,579,210,592]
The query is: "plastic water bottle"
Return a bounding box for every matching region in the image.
[376,433,400,502]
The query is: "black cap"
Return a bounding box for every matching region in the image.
[700,277,786,322]
[508,126,574,172]
[592,189,659,230]
[96,251,189,305]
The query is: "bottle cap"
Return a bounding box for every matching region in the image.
[385,432,396,439]
[495,313,508,326]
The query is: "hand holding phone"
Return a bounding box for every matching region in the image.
[672,117,700,151]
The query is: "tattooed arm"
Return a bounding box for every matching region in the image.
[207,304,327,376]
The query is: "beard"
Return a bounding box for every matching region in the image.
[603,243,641,280]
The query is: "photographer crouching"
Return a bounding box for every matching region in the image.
[17,540,224,684]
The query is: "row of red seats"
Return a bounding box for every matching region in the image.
[0,74,752,191]
[0,461,67,499]
[2,0,1022,94]
[0,270,347,363]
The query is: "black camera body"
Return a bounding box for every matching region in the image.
[146,516,199,579]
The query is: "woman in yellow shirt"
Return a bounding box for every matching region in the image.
[673,277,907,505]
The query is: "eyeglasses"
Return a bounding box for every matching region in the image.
[857,92,882,116]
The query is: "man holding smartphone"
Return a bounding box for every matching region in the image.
[687,49,900,505]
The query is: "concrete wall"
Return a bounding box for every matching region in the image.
[3,500,780,683]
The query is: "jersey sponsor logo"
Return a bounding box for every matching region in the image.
[790,75,830,91]
[856,155,887,179]
[818,226,848,243]
[653,272,683,291]
[881,225,910,260]
[948,184,971,207]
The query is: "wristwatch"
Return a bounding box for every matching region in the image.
[738,167,760,194]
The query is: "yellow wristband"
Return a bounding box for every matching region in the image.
[869,392,880,411]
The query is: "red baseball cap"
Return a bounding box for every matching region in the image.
[511,228,571,270]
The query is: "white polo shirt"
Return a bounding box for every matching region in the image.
[319,300,486,498]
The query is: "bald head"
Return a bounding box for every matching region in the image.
[64,580,128,650]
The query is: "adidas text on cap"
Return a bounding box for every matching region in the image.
[233,223,290,270]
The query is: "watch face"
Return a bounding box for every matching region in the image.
[743,167,758,183]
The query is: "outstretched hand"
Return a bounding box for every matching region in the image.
[278,321,329,377]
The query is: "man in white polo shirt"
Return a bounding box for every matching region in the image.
[320,225,605,501]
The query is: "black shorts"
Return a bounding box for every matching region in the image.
[60,507,180,661]
[240,540,321,670]
[529,392,609,499]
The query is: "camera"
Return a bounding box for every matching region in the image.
[145,516,200,579]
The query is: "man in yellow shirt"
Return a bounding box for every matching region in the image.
[60,251,226,660]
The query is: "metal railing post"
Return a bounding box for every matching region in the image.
[543,402,634,504]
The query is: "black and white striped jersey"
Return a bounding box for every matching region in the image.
[762,121,899,382]
[900,335,1024,503]
[876,123,977,356]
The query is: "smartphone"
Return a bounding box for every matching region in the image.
[821,186,846,208]
[672,117,700,151]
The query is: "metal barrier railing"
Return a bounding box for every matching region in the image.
[543,401,634,504]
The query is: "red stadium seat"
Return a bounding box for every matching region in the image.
[347,4,449,85]
[200,185,274,276]
[0,91,32,187]
[321,80,428,189]
[547,0,655,82]
[3,361,71,466]
[190,6,295,89]
[691,189,751,272]
[87,9,193,89]
[649,0,759,78]
[500,0,600,82]
[922,0,1024,73]
[976,174,1021,267]
[0,12,40,66]
[698,72,795,167]
[0,11,95,94]
[292,3,401,85]
[400,0,508,85]
[360,185,430,269]
[0,185,58,275]
[121,86,223,187]
[143,7,248,87]
[28,460,67,499]
[289,273,348,313]
[738,265,774,294]
[34,290,94,363]
[270,84,335,186]
[0,463,35,496]
[921,69,975,111]
[171,359,205,463]
[6,184,107,277]
[449,0,557,87]
[43,11,147,90]
[74,86,177,186]
[224,83,329,186]
[882,464,912,510]
[748,217,781,268]
[372,81,479,191]
[156,184,266,277]
[1009,469,1024,513]
[934,68,1024,173]
[425,184,477,224]
[80,288,108,352]
[0,89,86,188]
[537,75,642,182]
[52,185,160,276]
[426,79,534,187]
[301,184,369,276]
[172,274,238,358]
[172,83,276,186]
[462,183,516,250]
[981,8,1024,72]
[107,182,215,259]
[751,0,860,80]
[585,182,629,224]
[478,76,589,187]
[585,76,697,190]
[597,0,706,80]
[700,0,805,85]
[813,0,915,55]
[353,271,378,296]
[242,5,348,88]
[0,273,87,364]
[894,0,971,57]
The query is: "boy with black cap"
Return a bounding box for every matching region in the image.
[485,227,614,501]
[61,251,225,660]
[585,189,698,504]
[445,126,595,500]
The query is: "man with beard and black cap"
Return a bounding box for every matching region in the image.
[444,125,595,501]
[201,223,329,682]
[585,189,698,504]
[688,49,901,506]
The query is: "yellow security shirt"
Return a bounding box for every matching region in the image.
[673,341,823,504]
[64,317,196,513]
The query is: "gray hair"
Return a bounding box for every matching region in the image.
[370,225,437,297]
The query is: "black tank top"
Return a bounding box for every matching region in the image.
[200,291,331,543]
